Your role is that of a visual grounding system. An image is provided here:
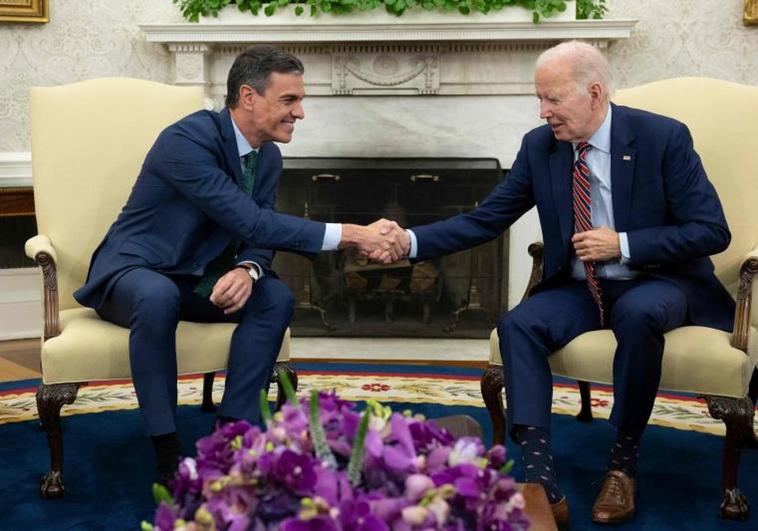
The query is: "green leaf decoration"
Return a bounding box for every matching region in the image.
[152,483,174,505]
[347,409,371,487]
[259,388,273,424]
[277,368,299,406]
[309,390,338,468]
[173,0,607,23]
[500,459,514,475]
[140,522,154,531]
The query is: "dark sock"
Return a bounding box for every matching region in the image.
[607,427,642,478]
[513,425,563,504]
[151,432,183,483]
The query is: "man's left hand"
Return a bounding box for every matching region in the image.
[572,226,621,262]
[210,268,253,314]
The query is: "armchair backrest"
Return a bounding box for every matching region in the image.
[29,78,204,311]
[614,77,758,323]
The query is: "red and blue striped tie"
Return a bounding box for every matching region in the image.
[572,142,605,325]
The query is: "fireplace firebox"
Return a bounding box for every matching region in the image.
[272,157,508,338]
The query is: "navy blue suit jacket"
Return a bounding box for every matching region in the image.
[75,108,325,310]
[412,104,735,331]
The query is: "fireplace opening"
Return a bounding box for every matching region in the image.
[272,157,508,339]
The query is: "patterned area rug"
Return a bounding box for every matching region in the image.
[2,365,751,435]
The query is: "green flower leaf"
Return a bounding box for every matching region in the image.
[277,368,299,406]
[152,483,174,505]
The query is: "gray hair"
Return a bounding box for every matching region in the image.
[536,41,615,101]
[225,46,305,108]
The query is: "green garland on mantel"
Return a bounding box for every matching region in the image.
[174,0,607,24]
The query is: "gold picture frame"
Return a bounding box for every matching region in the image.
[746,0,758,26]
[0,0,48,23]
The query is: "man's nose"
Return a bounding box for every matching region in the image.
[293,101,305,119]
[539,101,552,119]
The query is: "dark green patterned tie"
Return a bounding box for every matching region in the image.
[193,151,258,298]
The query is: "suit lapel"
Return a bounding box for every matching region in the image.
[550,140,575,250]
[219,108,243,186]
[609,103,636,232]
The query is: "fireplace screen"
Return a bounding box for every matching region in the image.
[272,157,508,339]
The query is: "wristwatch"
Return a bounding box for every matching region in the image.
[236,263,260,282]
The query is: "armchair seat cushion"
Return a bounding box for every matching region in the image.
[488,326,757,399]
[41,308,291,385]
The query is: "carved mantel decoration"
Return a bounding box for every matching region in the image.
[140,8,636,105]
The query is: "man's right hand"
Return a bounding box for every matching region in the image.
[339,218,410,264]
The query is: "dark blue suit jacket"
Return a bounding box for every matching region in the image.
[75,108,325,310]
[412,104,735,331]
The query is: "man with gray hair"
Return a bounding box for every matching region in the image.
[383,40,733,525]
[75,46,407,484]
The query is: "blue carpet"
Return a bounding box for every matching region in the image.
[0,363,756,530]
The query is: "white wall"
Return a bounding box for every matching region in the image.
[0,0,755,337]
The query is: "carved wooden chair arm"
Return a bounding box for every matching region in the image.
[731,244,758,353]
[24,234,60,340]
[520,241,545,303]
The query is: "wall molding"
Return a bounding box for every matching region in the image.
[0,152,32,188]
[0,267,41,340]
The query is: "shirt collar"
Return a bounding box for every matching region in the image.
[231,115,255,158]
[585,104,612,154]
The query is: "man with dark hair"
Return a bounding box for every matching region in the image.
[74,46,407,482]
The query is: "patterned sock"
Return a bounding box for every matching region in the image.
[607,427,642,478]
[151,432,183,484]
[513,425,563,504]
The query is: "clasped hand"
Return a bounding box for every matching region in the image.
[572,225,621,262]
[344,218,411,264]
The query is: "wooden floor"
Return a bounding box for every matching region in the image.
[0,338,41,382]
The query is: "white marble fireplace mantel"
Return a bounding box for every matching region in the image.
[140,6,636,98]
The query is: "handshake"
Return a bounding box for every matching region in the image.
[340,219,410,264]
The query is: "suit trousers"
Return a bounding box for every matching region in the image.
[497,276,687,437]
[97,267,294,436]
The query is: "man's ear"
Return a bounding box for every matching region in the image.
[588,82,604,108]
[238,84,258,111]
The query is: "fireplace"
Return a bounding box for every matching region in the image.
[272,157,507,338]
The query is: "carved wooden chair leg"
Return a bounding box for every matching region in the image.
[274,361,298,411]
[481,365,506,447]
[201,372,216,412]
[705,395,752,520]
[36,383,80,499]
[576,380,593,422]
[747,368,758,449]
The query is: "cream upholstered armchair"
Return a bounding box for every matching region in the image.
[481,77,758,520]
[26,78,296,498]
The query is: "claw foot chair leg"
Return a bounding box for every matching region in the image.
[201,372,216,412]
[273,361,298,410]
[748,368,758,449]
[481,365,506,447]
[36,383,80,499]
[576,381,594,422]
[705,395,753,520]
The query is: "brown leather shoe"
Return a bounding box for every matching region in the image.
[592,470,636,524]
[551,496,570,526]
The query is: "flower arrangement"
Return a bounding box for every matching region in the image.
[145,373,529,530]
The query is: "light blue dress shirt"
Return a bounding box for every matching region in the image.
[570,106,636,281]
[407,106,636,281]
